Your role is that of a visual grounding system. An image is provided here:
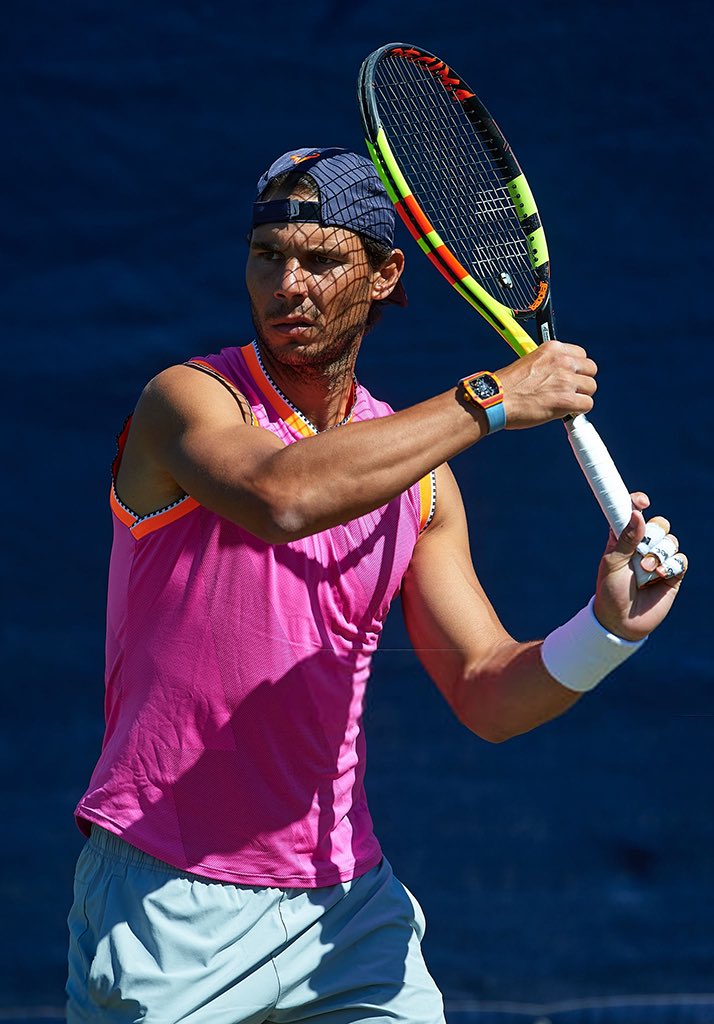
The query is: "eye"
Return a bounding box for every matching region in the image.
[249,245,282,262]
[311,253,341,269]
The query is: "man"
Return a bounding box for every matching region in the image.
[67,148,686,1023]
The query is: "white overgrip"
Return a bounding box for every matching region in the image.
[564,414,654,588]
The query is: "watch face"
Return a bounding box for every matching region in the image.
[472,374,499,400]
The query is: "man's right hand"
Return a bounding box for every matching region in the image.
[497,340,598,429]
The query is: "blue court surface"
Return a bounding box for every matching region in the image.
[3,0,712,1019]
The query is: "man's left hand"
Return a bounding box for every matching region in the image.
[593,492,687,642]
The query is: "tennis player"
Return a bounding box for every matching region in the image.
[66,148,686,1023]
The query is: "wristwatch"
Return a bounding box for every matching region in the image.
[458,371,506,433]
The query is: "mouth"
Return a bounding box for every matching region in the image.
[268,316,319,338]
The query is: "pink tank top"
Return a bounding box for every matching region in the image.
[75,342,436,886]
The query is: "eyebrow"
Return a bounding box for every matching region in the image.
[249,235,352,261]
[249,237,281,253]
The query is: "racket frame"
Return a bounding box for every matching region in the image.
[358,42,554,358]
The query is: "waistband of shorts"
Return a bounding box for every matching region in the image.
[87,825,300,889]
[88,825,210,879]
[88,824,388,893]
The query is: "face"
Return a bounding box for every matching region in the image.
[246,219,384,374]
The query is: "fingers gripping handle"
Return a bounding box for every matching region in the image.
[564,414,652,588]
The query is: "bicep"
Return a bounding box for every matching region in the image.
[401,463,513,703]
[134,365,289,538]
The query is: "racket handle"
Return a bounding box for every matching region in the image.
[564,414,653,588]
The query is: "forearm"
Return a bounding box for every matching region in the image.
[452,639,581,744]
[245,390,487,540]
[452,595,649,742]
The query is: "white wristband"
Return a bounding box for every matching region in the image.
[541,597,646,693]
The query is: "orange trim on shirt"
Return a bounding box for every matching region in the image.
[240,343,357,436]
[190,358,226,373]
[110,484,200,538]
[241,344,317,438]
[418,471,437,532]
[130,496,201,538]
[110,413,201,539]
[112,416,132,479]
[110,486,136,528]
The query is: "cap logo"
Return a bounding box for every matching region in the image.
[290,151,322,165]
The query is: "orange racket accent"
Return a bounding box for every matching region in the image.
[391,47,424,60]
[394,202,424,242]
[396,196,470,286]
[432,243,469,281]
[426,248,460,286]
[526,280,549,312]
[426,241,471,282]
[391,47,475,101]
[402,194,435,236]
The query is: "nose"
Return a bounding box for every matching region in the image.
[275,258,309,301]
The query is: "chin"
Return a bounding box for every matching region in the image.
[259,333,316,363]
[253,314,365,376]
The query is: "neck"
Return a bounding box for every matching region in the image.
[255,340,359,432]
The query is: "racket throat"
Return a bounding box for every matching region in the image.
[536,298,556,344]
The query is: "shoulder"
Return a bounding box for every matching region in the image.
[138,360,252,429]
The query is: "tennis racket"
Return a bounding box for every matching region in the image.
[358,42,653,587]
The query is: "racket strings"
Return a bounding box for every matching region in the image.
[373,56,540,311]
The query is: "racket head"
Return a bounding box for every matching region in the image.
[358,42,552,356]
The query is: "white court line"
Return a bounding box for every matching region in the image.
[2,995,714,1020]
[444,993,714,1014]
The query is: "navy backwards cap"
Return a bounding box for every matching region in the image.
[252,147,407,307]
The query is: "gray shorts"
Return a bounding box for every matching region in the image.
[66,826,446,1023]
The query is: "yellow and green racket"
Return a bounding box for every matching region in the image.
[358,42,653,585]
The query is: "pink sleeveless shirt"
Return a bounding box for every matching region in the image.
[75,342,436,887]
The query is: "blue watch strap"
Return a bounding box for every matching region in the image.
[483,399,507,434]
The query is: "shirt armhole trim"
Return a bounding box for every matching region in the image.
[418,470,437,533]
[110,413,201,539]
[110,484,200,538]
[184,360,256,426]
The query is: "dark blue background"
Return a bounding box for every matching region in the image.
[3,1,712,1018]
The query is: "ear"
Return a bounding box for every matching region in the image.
[371,249,405,302]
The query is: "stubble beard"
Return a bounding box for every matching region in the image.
[250,296,370,391]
